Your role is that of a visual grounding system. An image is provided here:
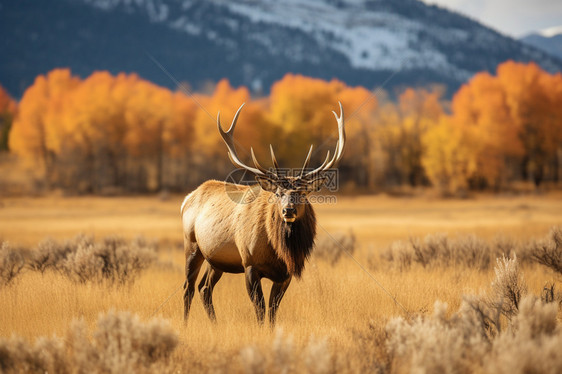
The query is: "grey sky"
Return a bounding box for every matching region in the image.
[420,0,562,37]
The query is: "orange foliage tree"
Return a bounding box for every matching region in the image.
[6,62,561,194]
[268,74,377,187]
[424,61,562,192]
[9,70,200,192]
[497,61,562,185]
[9,69,81,184]
[371,88,444,188]
[0,84,17,151]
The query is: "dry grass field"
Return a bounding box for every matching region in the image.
[1,192,562,373]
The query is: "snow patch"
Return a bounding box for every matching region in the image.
[539,25,562,38]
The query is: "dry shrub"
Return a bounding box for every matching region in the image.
[380,233,517,271]
[238,329,334,374]
[0,241,26,286]
[487,255,527,320]
[386,300,489,374]
[3,235,158,285]
[380,227,562,273]
[350,322,391,373]
[27,237,74,274]
[386,293,562,374]
[314,230,356,265]
[528,227,562,276]
[379,241,413,271]
[60,236,156,284]
[68,311,178,373]
[0,311,178,374]
[486,296,562,374]
[380,254,561,374]
[540,283,562,305]
[459,254,528,339]
[0,336,67,374]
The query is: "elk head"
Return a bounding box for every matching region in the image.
[218,103,345,224]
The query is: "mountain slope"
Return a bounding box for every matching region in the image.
[1,0,561,98]
[521,30,562,60]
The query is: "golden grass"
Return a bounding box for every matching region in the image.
[1,193,561,371]
[1,192,561,246]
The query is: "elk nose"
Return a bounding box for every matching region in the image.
[283,207,296,217]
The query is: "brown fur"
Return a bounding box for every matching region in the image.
[182,180,318,324]
[181,181,317,279]
[266,199,316,278]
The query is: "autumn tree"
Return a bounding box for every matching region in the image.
[0,84,17,152]
[190,79,251,180]
[337,84,378,189]
[423,61,562,192]
[497,61,562,186]
[165,91,198,188]
[424,72,523,191]
[371,88,444,189]
[396,87,444,186]
[422,115,473,194]
[268,74,377,188]
[9,69,81,184]
[7,63,560,195]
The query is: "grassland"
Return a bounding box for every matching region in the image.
[1,192,561,372]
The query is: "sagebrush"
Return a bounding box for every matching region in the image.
[0,235,157,286]
[377,228,562,272]
[314,230,356,265]
[0,310,178,374]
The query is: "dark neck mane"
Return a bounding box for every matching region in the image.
[266,201,316,278]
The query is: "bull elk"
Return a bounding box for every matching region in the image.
[181,102,345,325]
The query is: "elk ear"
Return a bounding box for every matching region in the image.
[305,176,328,192]
[255,175,278,193]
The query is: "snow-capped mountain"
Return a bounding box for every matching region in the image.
[520,26,562,61]
[1,0,561,97]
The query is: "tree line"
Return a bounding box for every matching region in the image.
[1,60,561,194]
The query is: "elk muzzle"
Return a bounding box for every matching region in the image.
[282,207,297,223]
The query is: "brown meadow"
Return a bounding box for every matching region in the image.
[1,193,562,372]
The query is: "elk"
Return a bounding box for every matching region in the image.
[181,102,345,325]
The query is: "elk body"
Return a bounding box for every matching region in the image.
[181,103,345,325]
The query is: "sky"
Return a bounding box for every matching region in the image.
[420,0,562,37]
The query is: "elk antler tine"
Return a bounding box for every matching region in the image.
[217,103,267,176]
[303,150,330,179]
[251,147,270,174]
[302,102,345,178]
[299,144,314,177]
[269,144,280,171]
[228,103,246,132]
[217,111,222,131]
[320,149,331,169]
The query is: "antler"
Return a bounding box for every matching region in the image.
[217,103,276,178]
[301,101,346,179]
[218,102,345,182]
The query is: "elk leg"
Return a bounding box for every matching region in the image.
[244,266,265,324]
[183,243,204,323]
[198,264,223,322]
[268,277,292,326]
